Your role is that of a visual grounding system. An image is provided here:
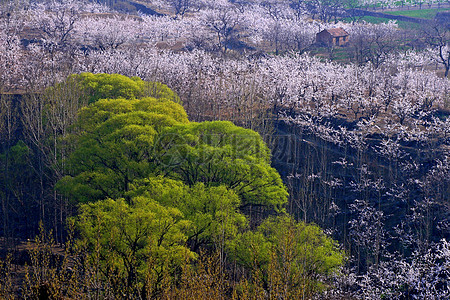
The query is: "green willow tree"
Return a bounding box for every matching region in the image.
[74,177,248,297]
[56,97,189,203]
[128,176,248,252]
[53,73,343,298]
[75,196,193,297]
[57,97,287,210]
[55,75,287,295]
[229,215,345,298]
[155,121,288,210]
[72,72,181,104]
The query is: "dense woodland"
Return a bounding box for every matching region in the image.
[0,0,449,299]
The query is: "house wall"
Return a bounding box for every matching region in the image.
[316,31,349,47]
[338,36,349,46]
[316,31,332,45]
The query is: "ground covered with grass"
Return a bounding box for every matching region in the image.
[384,7,450,19]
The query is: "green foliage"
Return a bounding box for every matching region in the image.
[0,140,30,170]
[58,96,287,210]
[227,230,272,269]
[55,76,292,295]
[74,73,144,103]
[75,196,193,294]
[73,175,247,295]
[69,73,180,104]
[0,140,33,208]
[156,121,288,210]
[228,215,345,295]
[141,80,181,104]
[260,216,345,277]
[342,8,449,29]
[53,74,343,298]
[56,97,188,202]
[129,176,248,250]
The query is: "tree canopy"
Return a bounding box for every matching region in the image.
[54,73,343,297]
[66,73,181,104]
[228,215,345,296]
[56,96,189,203]
[57,94,287,210]
[155,121,288,209]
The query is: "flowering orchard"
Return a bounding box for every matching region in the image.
[0,0,449,298]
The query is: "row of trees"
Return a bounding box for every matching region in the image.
[1,0,448,92]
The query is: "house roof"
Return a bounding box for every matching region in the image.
[322,28,349,37]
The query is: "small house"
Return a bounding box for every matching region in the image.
[316,28,349,47]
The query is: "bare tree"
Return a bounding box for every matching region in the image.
[169,0,197,17]
[201,5,244,54]
[423,21,450,77]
